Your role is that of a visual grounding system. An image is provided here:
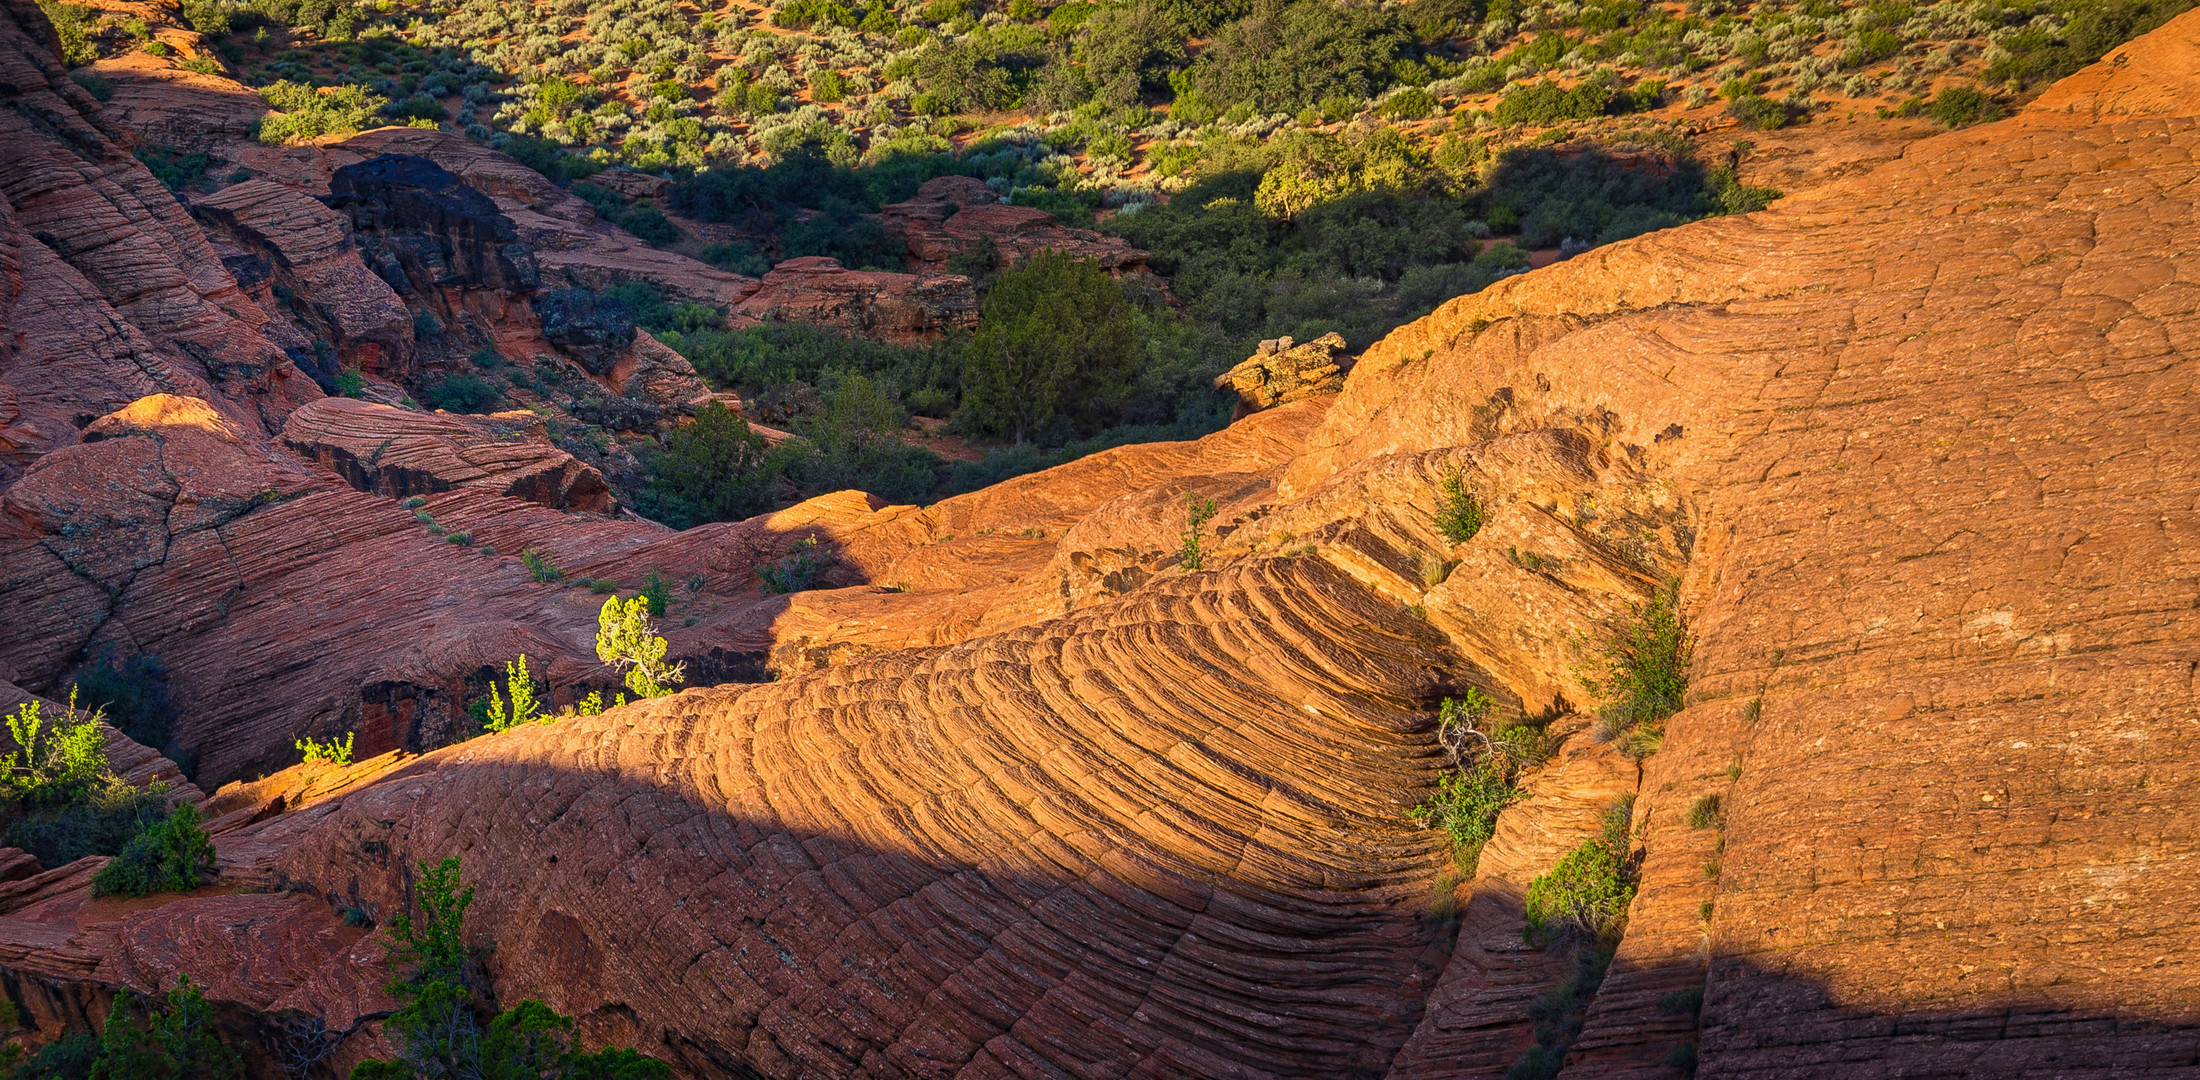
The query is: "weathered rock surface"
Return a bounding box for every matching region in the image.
[326,153,540,295]
[280,397,616,512]
[880,174,1152,275]
[3,9,2200,1080]
[191,180,417,381]
[730,256,978,343]
[0,0,318,487]
[1214,332,1354,418]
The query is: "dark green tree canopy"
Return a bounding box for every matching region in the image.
[957,251,1139,444]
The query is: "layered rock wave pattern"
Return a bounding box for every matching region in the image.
[0,3,2197,1078]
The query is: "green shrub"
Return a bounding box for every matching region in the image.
[1178,493,1218,571]
[335,365,366,397]
[639,569,672,616]
[596,596,682,698]
[638,401,775,527]
[1656,986,1705,1016]
[254,80,388,145]
[296,731,355,766]
[700,241,770,276]
[1583,582,1691,750]
[71,651,172,757]
[70,70,114,99]
[1985,0,2195,87]
[1725,93,1789,130]
[3,777,169,868]
[619,204,681,246]
[134,144,211,192]
[758,537,833,593]
[482,655,545,733]
[520,545,562,583]
[9,976,240,1078]
[1186,0,1407,115]
[1435,469,1483,543]
[1376,86,1437,120]
[957,250,1138,443]
[1683,793,1722,830]
[1522,832,1634,945]
[91,802,215,898]
[1,692,109,811]
[356,859,671,1079]
[40,0,102,67]
[423,373,502,413]
[1928,85,2006,128]
[1411,690,1547,877]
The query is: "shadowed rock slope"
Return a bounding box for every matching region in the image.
[0,8,2197,1080]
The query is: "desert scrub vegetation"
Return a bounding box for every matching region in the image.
[1411,688,1549,878]
[0,975,241,1077]
[597,595,684,698]
[1508,797,1639,1077]
[91,801,216,899]
[1435,468,1484,543]
[0,692,185,870]
[351,857,671,1079]
[1178,492,1219,571]
[1582,581,1692,756]
[295,730,356,766]
[759,536,836,593]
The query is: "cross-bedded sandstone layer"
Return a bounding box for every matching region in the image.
[0,5,2197,1079]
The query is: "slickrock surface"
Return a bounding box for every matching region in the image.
[191,180,417,381]
[1,9,2198,1079]
[731,256,979,343]
[0,0,317,485]
[880,174,1152,276]
[280,397,616,512]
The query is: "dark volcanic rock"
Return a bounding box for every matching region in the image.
[531,288,636,376]
[324,153,540,294]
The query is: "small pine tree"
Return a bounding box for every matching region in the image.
[956,251,1138,443]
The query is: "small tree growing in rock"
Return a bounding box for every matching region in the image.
[596,596,683,699]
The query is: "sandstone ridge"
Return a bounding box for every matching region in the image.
[0,8,2196,1080]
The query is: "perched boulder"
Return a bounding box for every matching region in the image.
[531,288,635,376]
[729,256,976,343]
[324,154,540,294]
[1214,333,1353,418]
[281,397,616,513]
[191,180,417,382]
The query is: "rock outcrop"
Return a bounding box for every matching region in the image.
[325,154,540,295]
[880,174,1152,275]
[1213,332,1354,418]
[191,180,417,382]
[729,256,978,343]
[0,0,317,488]
[2,8,2200,1080]
[280,397,617,513]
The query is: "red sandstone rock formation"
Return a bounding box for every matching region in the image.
[0,9,2197,1080]
[191,180,417,381]
[729,256,978,343]
[280,397,616,512]
[879,174,1152,276]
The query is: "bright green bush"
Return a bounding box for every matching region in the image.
[254,80,389,145]
[1435,469,1483,543]
[296,731,355,766]
[596,596,682,699]
[482,655,547,733]
[1522,832,1635,945]
[1582,583,1692,750]
[355,859,671,1079]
